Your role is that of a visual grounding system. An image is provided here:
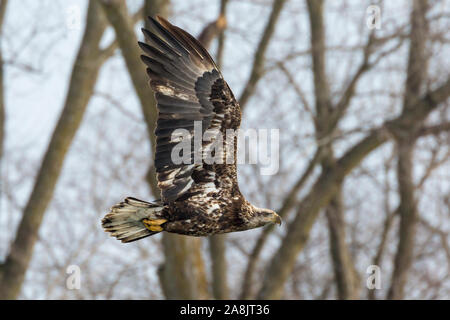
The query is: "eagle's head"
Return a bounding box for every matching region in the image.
[249,207,282,228]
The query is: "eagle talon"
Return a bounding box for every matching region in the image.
[142,218,167,232]
[148,225,164,232]
[142,218,167,226]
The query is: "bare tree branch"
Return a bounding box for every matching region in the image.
[197,14,227,50]
[238,0,287,109]
[278,62,314,116]
[97,7,146,61]
[257,73,450,299]
[216,0,229,69]
[417,121,450,137]
[419,217,450,266]
[328,32,375,131]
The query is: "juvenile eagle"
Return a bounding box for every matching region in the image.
[102,16,281,243]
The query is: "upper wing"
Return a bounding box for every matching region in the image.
[139,16,241,203]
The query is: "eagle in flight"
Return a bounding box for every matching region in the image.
[102,16,281,243]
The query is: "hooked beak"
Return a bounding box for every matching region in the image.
[272,213,282,226]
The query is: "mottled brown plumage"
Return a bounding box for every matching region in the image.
[102,16,280,243]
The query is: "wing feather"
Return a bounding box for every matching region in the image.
[140,16,240,203]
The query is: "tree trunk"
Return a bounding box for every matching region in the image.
[325,189,360,299]
[0,0,111,299]
[209,234,228,299]
[387,0,429,300]
[158,233,209,299]
[307,0,360,299]
[388,141,417,299]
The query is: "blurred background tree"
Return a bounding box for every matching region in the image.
[0,0,449,299]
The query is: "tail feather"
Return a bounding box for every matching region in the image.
[102,197,165,243]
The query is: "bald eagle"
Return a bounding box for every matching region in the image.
[102,16,281,243]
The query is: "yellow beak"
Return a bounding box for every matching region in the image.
[273,213,282,225]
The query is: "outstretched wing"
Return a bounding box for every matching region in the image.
[139,16,241,203]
